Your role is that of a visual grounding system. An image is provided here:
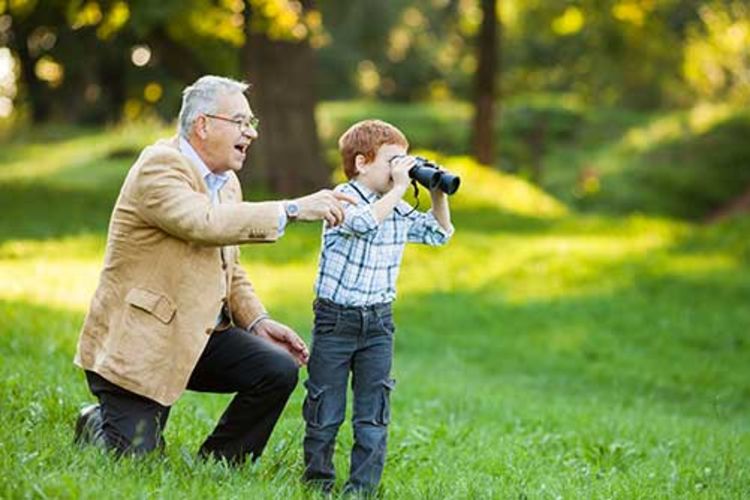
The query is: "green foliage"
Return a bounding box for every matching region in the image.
[634,112,750,218]
[499,102,585,177]
[504,0,698,108]
[318,100,472,159]
[683,1,750,104]
[4,0,750,132]
[0,122,748,497]
[542,104,750,220]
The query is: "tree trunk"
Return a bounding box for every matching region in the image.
[147,26,206,84]
[10,14,52,123]
[239,4,328,196]
[471,0,499,166]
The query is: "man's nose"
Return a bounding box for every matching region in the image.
[243,126,258,139]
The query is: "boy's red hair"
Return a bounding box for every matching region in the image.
[338,119,409,179]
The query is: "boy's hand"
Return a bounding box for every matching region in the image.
[389,155,414,191]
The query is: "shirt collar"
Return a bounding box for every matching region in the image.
[349,180,380,203]
[179,136,229,186]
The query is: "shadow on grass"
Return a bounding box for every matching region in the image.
[0,183,119,243]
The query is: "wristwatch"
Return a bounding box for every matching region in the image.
[284,200,300,221]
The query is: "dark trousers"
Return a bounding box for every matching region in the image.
[85,327,298,463]
[302,299,396,494]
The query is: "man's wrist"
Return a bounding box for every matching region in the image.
[283,200,300,221]
[246,313,270,334]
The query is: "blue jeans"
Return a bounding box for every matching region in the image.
[302,298,396,494]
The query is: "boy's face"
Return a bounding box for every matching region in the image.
[354,143,408,194]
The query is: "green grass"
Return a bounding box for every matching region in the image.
[1,113,748,498]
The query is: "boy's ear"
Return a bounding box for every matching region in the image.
[354,153,367,174]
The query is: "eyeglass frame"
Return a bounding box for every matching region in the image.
[203,113,260,133]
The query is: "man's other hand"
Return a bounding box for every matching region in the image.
[253,318,310,366]
[292,189,358,227]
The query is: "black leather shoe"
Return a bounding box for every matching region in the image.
[74,403,104,446]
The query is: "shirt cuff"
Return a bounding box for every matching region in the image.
[428,210,455,239]
[246,313,270,334]
[277,204,287,237]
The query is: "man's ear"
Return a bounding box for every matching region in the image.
[195,116,209,140]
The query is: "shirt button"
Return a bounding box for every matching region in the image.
[205,327,213,335]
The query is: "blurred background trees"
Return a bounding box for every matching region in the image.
[1,0,748,204]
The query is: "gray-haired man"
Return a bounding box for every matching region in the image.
[73,75,356,463]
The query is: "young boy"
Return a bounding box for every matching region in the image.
[302,119,454,494]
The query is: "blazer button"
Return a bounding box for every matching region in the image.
[222,262,227,270]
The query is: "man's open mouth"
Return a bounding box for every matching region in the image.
[234,143,248,155]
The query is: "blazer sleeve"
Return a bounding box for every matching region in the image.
[228,246,267,329]
[135,148,282,246]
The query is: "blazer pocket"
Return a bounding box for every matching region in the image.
[125,288,176,324]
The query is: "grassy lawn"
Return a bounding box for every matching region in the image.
[1,111,748,498]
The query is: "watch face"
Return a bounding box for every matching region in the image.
[286,202,299,217]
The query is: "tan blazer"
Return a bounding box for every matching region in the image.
[74,137,282,406]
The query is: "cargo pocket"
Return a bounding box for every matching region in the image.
[377,378,396,425]
[303,380,326,428]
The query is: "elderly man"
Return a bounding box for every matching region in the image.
[73,75,355,464]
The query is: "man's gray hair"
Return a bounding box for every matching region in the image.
[178,75,249,138]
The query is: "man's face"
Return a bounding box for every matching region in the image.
[200,91,258,173]
[357,143,408,194]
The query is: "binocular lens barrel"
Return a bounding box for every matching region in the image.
[408,158,461,195]
[438,172,460,195]
[410,165,441,190]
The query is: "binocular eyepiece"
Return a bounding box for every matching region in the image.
[408,156,461,195]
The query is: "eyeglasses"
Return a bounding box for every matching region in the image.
[204,113,260,133]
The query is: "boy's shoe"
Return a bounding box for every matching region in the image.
[73,403,105,447]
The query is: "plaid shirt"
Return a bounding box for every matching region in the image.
[314,180,453,307]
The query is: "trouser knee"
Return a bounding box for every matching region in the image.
[267,353,299,395]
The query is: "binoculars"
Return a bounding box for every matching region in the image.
[408,156,461,195]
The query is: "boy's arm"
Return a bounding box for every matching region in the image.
[403,189,454,246]
[367,155,412,223]
[333,158,413,237]
[428,189,453,234]
[371,184,409,223]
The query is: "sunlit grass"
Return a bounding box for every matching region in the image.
[622,102,735,153]
[430,153,568,217]
[0,120,167,182]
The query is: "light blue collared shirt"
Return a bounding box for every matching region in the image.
[179,137,229,204]
[178,136,287,233]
